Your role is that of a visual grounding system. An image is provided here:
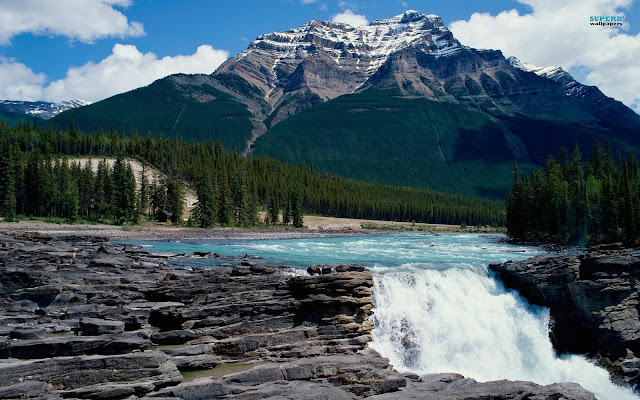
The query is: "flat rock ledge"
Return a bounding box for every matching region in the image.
[490,244,640,390]
[0,232,595,399]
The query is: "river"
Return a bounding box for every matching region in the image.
[121,232,638,400]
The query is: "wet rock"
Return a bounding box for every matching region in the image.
[0,331,151,358]
[367,374,596,399]
[249,265,275,274]
[169,354,221,370]
[9,327,46,340]
[490,248,640,388]
[0,381,47,399]
[0,351,181,395]
[151,329,199,345]
[151,377,229,399]
[79,317,125,336]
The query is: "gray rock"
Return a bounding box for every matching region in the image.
[151,329,199,345]
[9,327,46,339]
[0,381,47,399]
[169,354,221,370]
[79,318,125,335]
[0,351,181,391]
[151,377,229,399]
[0,331,151,358]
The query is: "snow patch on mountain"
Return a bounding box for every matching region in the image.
[508,56,586,97]
[0,99,91,120]
[242,10,463,81]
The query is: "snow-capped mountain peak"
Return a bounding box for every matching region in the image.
[224,10,462,91]
[507,56,586,98]
[507,57,567,81]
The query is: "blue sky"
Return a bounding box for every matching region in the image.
[0,0,639,111]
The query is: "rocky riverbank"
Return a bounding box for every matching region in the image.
[490,243,640,390]
[0,231,597,399]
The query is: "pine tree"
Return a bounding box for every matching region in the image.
[292,191,303,228]
[166,177,184,223]
[282,197,292,225]
[112,155,127,221]
[506,161,524,240]
[24,149,46,216]
[150,177,167,217]
[217,169,232,226]
[232,168,251,226]
[124,162,138,222]
[94,159,111,220]
[138,163,150,218]
[194,171,216,228]
[269,195,280,225]
[0,142,16,220]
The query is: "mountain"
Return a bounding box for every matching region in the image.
[0,99,91,123]
[49,10,640,199]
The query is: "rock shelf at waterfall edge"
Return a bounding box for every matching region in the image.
[491,244,640,391]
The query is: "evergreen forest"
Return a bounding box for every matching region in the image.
[0,119,506,228]
[507,141,640,244]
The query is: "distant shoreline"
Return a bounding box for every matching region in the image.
[0,216,504,241]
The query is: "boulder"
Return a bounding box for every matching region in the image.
[9,327,46,340]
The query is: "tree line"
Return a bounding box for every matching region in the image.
[507,141,640,244]
[0,119,506,227]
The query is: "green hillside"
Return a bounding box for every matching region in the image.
[254,88,639,200]
[0,110,24,127]
[0,120,505,227]
[49,79,254,152]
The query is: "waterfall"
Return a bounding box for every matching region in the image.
[369,264,639,400]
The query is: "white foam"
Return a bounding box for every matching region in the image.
[370,265,638,400]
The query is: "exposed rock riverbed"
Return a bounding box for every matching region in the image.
[0,231,597,399]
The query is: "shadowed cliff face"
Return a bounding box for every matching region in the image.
[490,244,640,389]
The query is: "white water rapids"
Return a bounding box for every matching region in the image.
[369,264,638,400]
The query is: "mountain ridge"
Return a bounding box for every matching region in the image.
[45,10,640,199]
[0,99,91,121]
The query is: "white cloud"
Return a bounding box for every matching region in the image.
[450,0,640,112]
[301,0,317,3]
[0,44,229,102]
[0,0,144,44]
[0,57,46,100]
[44,44,229,102]
[332,9,369,26]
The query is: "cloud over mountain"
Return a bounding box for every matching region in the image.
[0,44,229,102]
[450,0,640,112]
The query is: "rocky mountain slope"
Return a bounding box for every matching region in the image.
[48,10,640,199]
